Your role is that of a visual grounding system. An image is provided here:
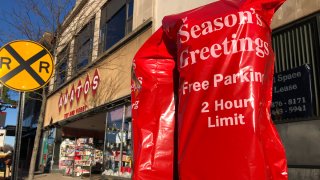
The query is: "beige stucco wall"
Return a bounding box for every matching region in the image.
[49,0,107,91]
[45,0,155,127]
[133,0,153,29]
[152,0,320,31]
[58,0,107,54]
[153,0,217,30]
[272,0,320,29]
[44,28,152,127]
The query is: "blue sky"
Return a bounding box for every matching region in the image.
[4,90,19,146]
[4,105,18,146]
[0,0,75,45]
[1,1,20,146]
[0,0,75,146]
[0,1,21,46]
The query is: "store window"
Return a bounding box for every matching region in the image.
[271,13,320,122]
[40,128,56,173]
[55,46,69,89]
[99,0,134,53]
[73,19,94,74]
[102,105,132,178]
[23,90,42,128]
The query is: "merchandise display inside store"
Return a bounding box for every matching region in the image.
[59,139,75,176]
[102,129,132,177]
[101,107,132,178]
[59,137,103,177]
[55,105,132,178]
[74,138,94,176]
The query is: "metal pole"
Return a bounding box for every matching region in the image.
[119,105,126,174]
[50,128,56,172]
[11,92,25,180]
[102,112,109,170]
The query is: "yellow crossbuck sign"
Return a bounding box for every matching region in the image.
[0,40,54,92]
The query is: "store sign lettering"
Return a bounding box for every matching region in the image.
[59,69,100,112]
[63,89,68,109]
[69,85,75,107]
[64,105,88,118]
[76,80,82,104]
[84,75,90,100]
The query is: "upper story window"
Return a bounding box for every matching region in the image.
[55,46,69,88]
[100,0,134,53]
[73,19,95,73]
[272,13,320,121]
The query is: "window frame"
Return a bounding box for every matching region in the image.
[271,12,320,123]
[55,46,69,89]
[99,0,134,54]
[73,18,95,74]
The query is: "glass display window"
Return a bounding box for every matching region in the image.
[40,128,57,173]
[102,104,132,178]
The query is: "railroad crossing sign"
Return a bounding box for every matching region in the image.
[0,40,54,92]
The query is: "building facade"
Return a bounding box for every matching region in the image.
[41,0,320,179]
[272,1,320,179]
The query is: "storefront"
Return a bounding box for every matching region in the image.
[41,18,152,178]
[42,68,135,178]
[42,102,132,178]
[56,103,132,177]
[42,65,134,178]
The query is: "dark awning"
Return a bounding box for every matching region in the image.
[4,125,30,136]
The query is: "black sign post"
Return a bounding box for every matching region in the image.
[0,40,53,180]
[271,64,313,122]
[11,92,25,180]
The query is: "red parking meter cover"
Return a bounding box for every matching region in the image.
[132,0,287,179]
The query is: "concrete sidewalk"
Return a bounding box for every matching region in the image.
[33,173,100,180]
[33,173,81,180]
